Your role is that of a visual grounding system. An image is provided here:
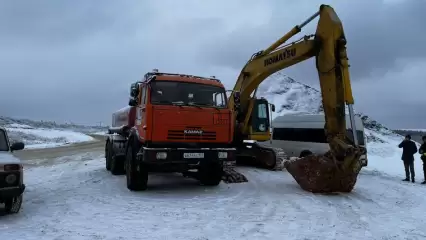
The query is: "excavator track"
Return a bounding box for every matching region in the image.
[236,142,288,171]
[222,161,248,184]
[222,144,288,184]
[255,145,287,171]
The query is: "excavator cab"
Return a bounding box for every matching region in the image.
[248,98,274,142]
[231,95,281,171]
[231,90,275,142]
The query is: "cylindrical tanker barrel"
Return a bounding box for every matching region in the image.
[109,106,136,135]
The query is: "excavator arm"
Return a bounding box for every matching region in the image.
[228,4,367,193]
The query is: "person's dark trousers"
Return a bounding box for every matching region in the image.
[422,159,426,184]
[423,161,426,179]
[403,160,415,182]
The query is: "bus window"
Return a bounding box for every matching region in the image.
[272,127,365,145]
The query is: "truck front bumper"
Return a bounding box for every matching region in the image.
[0,184,25,200]
[138,147,236,166]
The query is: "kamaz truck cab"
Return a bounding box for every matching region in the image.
[108,69,236,191]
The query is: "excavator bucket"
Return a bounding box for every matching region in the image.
[284,148,366,193]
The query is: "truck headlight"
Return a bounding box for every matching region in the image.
[218,152,227,159]
[5,174,17,184]
[156,152,167,159]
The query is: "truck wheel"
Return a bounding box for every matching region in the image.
[105,141,112,171]
[125,138,148,191]
[4,195,23,214]
[299,150,312,158]
[198,162,223,186]
[110,154,125,176]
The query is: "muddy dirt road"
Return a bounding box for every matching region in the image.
[14,134,106,166]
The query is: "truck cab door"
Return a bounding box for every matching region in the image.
[136,84,148,142]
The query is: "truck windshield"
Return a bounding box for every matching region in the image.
[150,81,227,108]
[0,129,9,151]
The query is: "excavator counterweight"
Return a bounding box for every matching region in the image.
[227,4,367,193]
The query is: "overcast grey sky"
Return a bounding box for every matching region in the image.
[0,0,425,129]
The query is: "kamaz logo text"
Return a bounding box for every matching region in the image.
[184,129,203,135]
[264,48,296,67]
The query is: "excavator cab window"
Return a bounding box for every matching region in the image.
[251,99,270,133]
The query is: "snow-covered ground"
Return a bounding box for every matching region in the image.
[4,123,95,149]
[1,151,426,240]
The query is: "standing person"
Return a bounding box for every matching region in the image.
[419,136,426,184]
[398,135,418,182]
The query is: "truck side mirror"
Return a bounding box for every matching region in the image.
[271,104,275,112]
[130,83,139,98]
[10,142,25,151]
[128,98,137,106]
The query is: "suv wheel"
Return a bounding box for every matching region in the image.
[4,195,23,214]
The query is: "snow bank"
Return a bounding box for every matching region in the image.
[6,123,34,129]
[0,115,108,135]
[91,131,108,136]
[5,124,95,149]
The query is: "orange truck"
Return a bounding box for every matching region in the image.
[105,69,236,191]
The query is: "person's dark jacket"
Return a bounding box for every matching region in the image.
[398,140,418,162]
[419,143,426,161]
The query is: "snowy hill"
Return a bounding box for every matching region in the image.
[0,116,108,149]
[257,72,423,178]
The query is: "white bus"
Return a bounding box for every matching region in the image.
[260,114,368,166]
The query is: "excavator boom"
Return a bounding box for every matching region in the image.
[229,4,367,193]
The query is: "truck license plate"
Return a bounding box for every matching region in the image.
[183,153,204,159]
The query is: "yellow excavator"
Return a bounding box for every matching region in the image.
[227,4,367,193]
